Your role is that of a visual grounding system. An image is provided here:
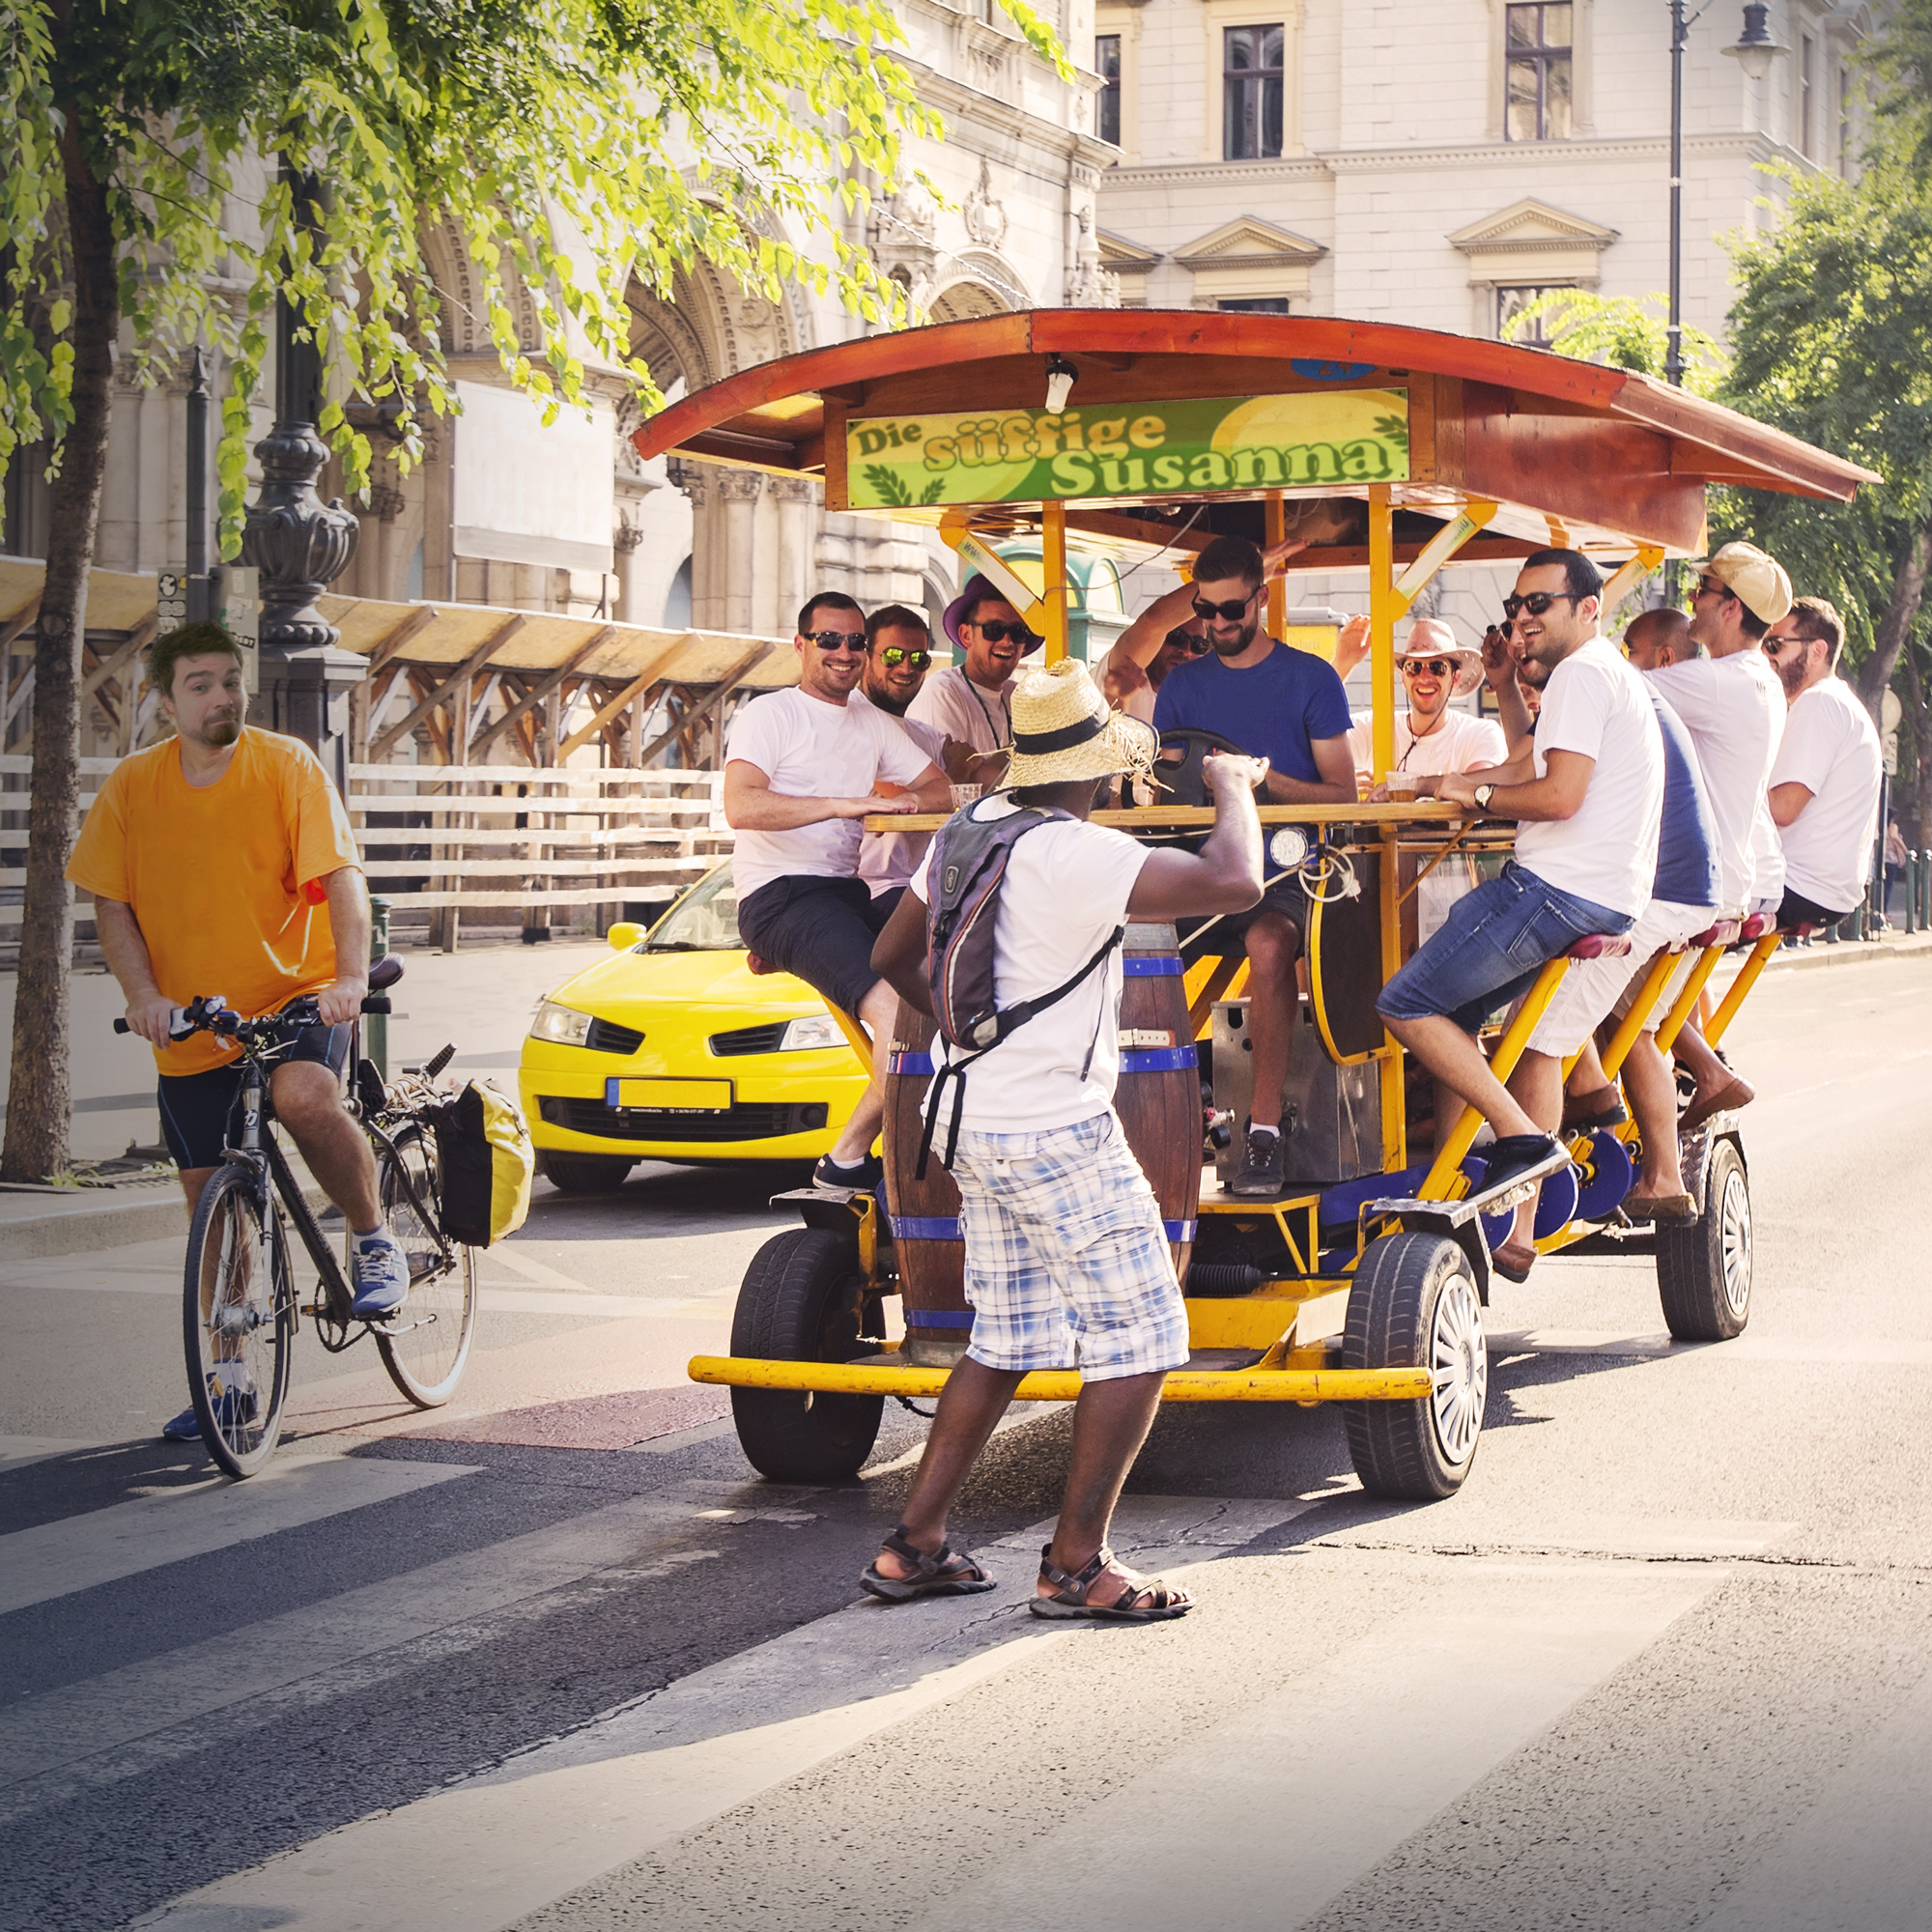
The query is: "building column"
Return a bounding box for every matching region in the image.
[772,477,818,634]
[613,519,648,624]
[716,469,765,635]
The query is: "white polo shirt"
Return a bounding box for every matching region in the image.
[1771,675,1884,912]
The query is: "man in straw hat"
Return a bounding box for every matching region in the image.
[1336,616,1506,791]
[864,661,1265,1619]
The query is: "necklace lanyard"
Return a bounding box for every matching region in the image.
[966,673,1009,748]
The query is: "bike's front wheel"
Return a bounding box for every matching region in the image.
[184,1164,295,1478]
[374,1124,478,1406]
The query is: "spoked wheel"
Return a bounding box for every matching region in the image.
[184,1164,295,1479]
[1342,1231,1488,1500]
[1656,1137,1752,1342]
[374,1124,478,1406]
[729,1228,883,1483]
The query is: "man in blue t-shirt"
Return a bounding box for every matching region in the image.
[1151,534,1356,1195]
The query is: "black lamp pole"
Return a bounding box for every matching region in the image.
[1666,1,1694,390]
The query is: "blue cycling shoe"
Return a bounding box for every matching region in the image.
[161,1378,258,1442]
[351,1232,411,1318]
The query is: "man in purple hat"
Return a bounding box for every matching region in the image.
[907,574,1040,768]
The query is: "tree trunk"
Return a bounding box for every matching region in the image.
[0,138,117,1182]
[1856,517,1932,726]
[1905,645,1932,862]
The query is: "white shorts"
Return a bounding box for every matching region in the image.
[1527,899,1717,1058]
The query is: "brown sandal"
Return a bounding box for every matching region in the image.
[861,1526,996,1603]
[1030,1544,1192,1622]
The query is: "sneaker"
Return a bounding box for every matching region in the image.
[1229,1122,1287,1198]
[813,1151,882,1193]
[160,1378,258,1442]
[351,1233,411,1318]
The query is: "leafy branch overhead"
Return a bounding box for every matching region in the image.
[0,0,1068,550]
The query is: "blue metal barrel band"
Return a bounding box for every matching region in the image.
[1119,1045,1200,1074]
[887,1051,934,1077]
[904,1308,976,1328]
[1122,955,1185,977]
[1164,1219,1198,1243]
[890,1214,960,1241]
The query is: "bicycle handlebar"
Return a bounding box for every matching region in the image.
[113,991,391,1038]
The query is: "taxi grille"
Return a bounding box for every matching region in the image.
[583,1017,645,1055]
[538,1096,828,1143]
[708,1021,788,1057]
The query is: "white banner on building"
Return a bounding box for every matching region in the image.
[451,381,615,575]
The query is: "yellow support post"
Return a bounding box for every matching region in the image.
[1705,932,1781,1049]
[1416,953,1572,1200]
[1379,828,1406,1172]
[1653,945,1727,1053]
[1599,948,1679,1081]
[1041,497,1068,666]
[1390,500,1498,615]
[1368,484,1396,781]
[1266,490,1288,638]
[828,1005,873,1077]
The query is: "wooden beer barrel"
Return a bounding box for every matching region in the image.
[880,921,1203,1368]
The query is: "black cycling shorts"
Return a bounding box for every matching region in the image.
[156,1022,351,1170]
[736,876,903,1018]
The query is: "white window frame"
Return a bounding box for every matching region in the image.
[1200,0,1303,164]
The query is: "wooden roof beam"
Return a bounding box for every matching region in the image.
[468,625,615,763]
[369,613,526,761]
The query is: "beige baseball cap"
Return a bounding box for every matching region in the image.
[1689,540,1793,625]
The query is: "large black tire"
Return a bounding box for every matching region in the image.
[183,1164,295,1480]
[1657,1137,1752,1341]
[729,1228,883,1483]
[1342,1231,1487,1500]
[539,1151,635,1194]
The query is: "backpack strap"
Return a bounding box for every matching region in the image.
[915,923,1126,1176]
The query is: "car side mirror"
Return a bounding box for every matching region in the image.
[606,921,644,952]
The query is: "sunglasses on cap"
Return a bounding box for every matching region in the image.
[877,644,931,669]
[969,618,1039,646]
[1501,590,1582,619]
[1402,657,1455,678]
[1191,587,1262,622]
[805,629,867,652]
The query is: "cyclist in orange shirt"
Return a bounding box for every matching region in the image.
[68,623,410,1441]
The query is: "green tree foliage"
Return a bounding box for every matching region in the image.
[0,0,1064,1181]
[1502,289,1722,397]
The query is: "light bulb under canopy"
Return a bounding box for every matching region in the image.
[1043,355,1078,414]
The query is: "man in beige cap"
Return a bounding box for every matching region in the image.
[863,662,1265,1620]
[1647,540,1792,1127]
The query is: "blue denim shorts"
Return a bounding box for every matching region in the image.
[1377,860,1634,1035]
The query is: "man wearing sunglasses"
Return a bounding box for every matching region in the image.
[724,591,954,1190]
[1379,550,1663,1269]
[1762,596,1884,938]
[1151,534,1358,1197]
[907,573,1041,765]
[855,604,965,900]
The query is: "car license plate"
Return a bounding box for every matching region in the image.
[610,1077,732,1112]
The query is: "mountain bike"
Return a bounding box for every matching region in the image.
[116,954,479,1477]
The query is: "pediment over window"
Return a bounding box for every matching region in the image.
[1172,215,1325,271]
[1447,199,1618,283]
[1099,230,1163,272]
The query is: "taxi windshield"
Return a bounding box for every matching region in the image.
[643,863,743,952]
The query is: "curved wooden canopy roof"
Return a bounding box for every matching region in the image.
[635,309,1875,560]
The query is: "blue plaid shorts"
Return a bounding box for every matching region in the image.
[950,1110,1190,1382]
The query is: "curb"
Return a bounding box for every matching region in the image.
[0,1180,333,1264]
[1762,931,1932,973]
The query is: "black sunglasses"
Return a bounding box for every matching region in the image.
[970,619,1039,646]
[1191,588,1261,622]
[1501,590,1583,619]
[877,645,931,669]
[1402,658,1456,678]
[805,629,867,652]
[1762,633,1808,658]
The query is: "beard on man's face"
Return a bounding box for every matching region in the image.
[1208,614,1261,658]
[196,711,242,747]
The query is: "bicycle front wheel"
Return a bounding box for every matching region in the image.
[374,1124,478,1406]
[184,1164,295,1478]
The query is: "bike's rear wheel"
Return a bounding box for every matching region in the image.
[374,1124,478,1406]
[184,1164,295,1478]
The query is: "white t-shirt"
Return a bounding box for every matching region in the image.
[857,702,948,896]
[909,800,1151,1134]
[1770,675,1884,912]
[724,687,935,900]
[1514,636,1663,919]
[906,665,1014,755]
[1647,651,1787,912]
[1347,705,1507,778]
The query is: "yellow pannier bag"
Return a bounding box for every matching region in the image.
[431,1080,534,1246]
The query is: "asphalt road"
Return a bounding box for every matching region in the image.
[3,952,1930,1932]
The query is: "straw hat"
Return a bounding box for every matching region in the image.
[1688,540,1793,624]
[1004,661,1156,789]
[1401,617,1485,696]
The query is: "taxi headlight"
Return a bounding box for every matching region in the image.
[529,1001,593,1046]
[1268,825,1311,871]
[779,1013,845,1052]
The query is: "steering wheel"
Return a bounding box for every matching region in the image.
[1156,727,1267,809]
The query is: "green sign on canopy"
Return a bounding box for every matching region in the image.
[844,388,1408,510]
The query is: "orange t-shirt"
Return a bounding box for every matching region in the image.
[68,727,363,1074]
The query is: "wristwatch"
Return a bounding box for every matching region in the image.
[1473,782,1495,811]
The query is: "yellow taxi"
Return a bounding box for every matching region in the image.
[517,862,868,1192]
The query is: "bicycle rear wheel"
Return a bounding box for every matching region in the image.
[374,1124,478,1406]
[184,1164,295,1478]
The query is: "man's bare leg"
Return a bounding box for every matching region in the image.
[1624,1032,1694,1210]
[874,1357,1024,1578]
[270,1061,382,1230]
[1499,1048,1565,1264]
[1242,911,1300,1133]
[1381,1013,1542,1141]
[1674,1020,1753,1128]
[826,978,898,1166]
